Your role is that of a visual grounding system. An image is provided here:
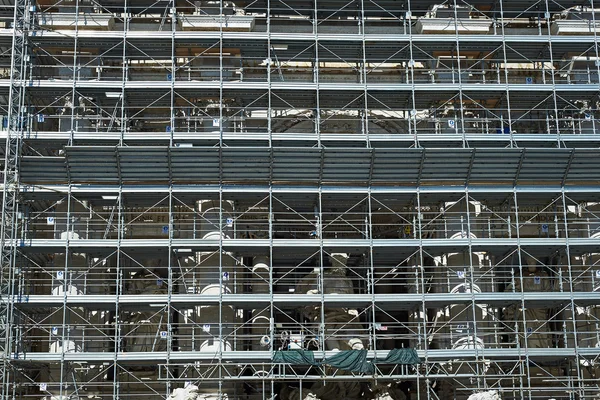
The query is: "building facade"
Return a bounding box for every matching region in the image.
[2,0,600,399]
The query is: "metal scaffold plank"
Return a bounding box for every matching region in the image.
[13,292,600,310]
[19,147,600,187]
[10,347,600,363]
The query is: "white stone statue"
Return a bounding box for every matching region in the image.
[467,390,502,400]
[169,385,200,400]
[124,267,168,352]
[503,258,552,348]
[295,253,364,351]
[168,384,230,400]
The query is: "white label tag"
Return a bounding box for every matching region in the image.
[202,324,211,333]
[534,276,541,285]
[46,217,55,225]
[160,331,168,339]
[40,383,47,391]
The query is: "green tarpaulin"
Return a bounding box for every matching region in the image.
[377,348,421,365]
[272,349,317,365]
[273,348,421,374]
[323,349,375,374]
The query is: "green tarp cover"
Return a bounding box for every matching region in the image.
[272,349,317,365]
[323,349,375,374]
[273,348,421,373]
[378,348,421,365]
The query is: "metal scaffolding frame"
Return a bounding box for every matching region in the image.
[2,0,600,399]
[1,1,28,399]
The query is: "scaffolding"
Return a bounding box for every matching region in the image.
[2,0,600,399]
